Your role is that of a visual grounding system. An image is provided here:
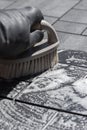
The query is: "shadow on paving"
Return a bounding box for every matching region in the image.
[0,70,46,98]
[0,80,19,97]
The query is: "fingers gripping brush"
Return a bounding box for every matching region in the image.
[0,8,59,79]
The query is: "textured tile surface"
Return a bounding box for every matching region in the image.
[45,114,87,130]
[82,28,87,35]
[7,0,80,17]
[74,0,87,10]
[58,32,87,51]
[0,99,87,130]
[0,79,30,98]
[0,0,87,129]
[0,0,15,9]
[0,50,87,130]
[0,99,56,130]
[44,16,58,25]
[61,9,87,24]
[53,20,87,34]
[15,50,87,113]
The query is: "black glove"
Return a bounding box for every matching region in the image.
[0,7,44,58]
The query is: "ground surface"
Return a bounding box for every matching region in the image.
[0,0,87,130]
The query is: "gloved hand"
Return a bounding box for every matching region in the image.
[0,7,44,58]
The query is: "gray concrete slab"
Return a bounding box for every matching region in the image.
[53,20,87,34]
[0,50,87,130]
[61,9,87,24]
[14,51,87,114]
[0,98,87,130]
[0,1,87,130]
[46,113,87,130]
[0,99,56,130]
[7,51,87,109]
[0,0,16,9]
[74,0,87,10]
[7,0,80,17]
[82,28,87,35]
[58,32,87,51]
[44,16,58,25]
[0,80,29,98]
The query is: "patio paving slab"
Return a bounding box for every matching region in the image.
[11,50,87,115]
[0,98,86,130]
[0,50,87,129]
[0,81,30,98]
[44,16,58,25]
[0,99,55,130]
[53,20,87,34]
[45,114,87,130]
[82,28,87,36]
[74,0,87,10]
[58,32,87,52]
[7,0,80,17]
[0,0,87,130]
[0,0,16,9]
[61,9,87,24]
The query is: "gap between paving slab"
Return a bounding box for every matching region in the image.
[0,0,16,9]
[0,98,87,130]
[1,50,87,118]
[53,20,87,35]
[7,0,81,18]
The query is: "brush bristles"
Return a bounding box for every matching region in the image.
[0,48,58,79]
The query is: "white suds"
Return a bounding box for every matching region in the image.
[23,69,74,94]
[73,77,87,97]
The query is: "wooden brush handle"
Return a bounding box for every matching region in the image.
[33,20,59,44]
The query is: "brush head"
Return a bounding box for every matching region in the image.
[0,19,59,80]
[0,39,59,79]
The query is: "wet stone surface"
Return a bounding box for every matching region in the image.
[0,79,30,98]
[16,50,87,114]
[0,50,87,129]
[0,99,56,130]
